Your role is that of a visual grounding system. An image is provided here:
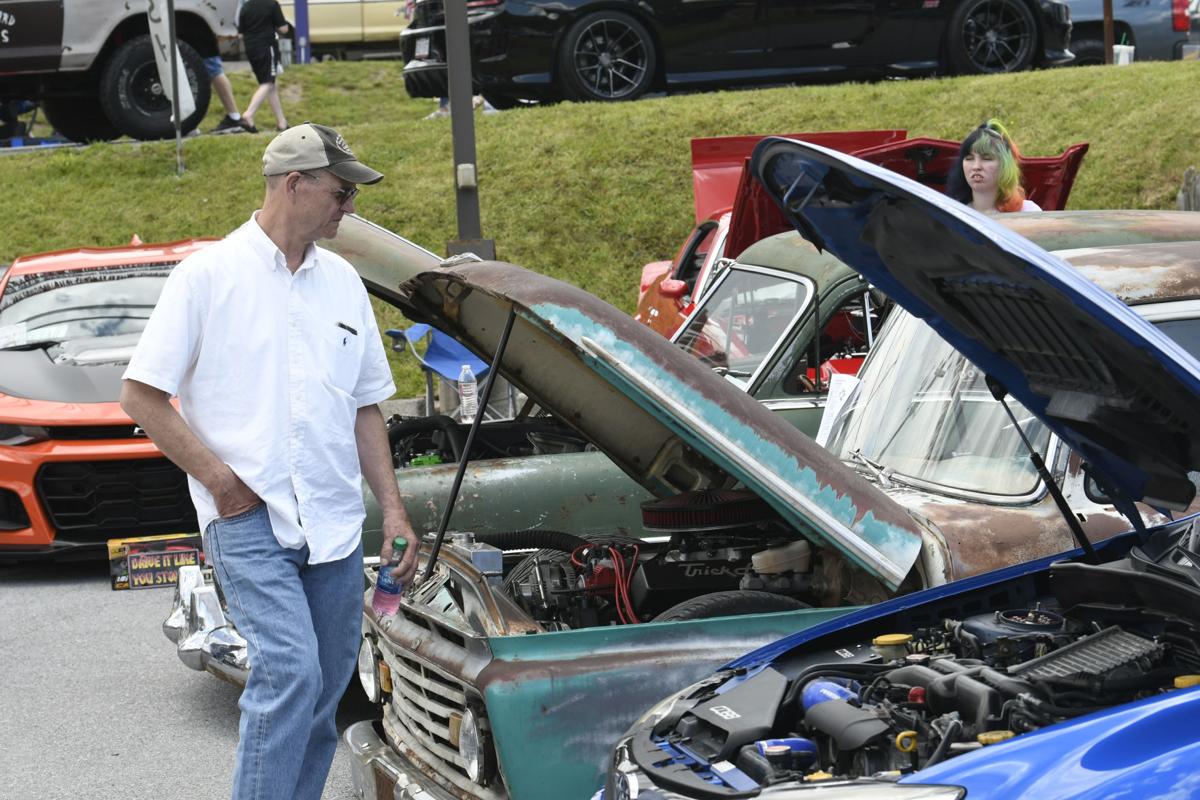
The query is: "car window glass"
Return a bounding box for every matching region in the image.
[1152,318,1200,361]
[0,264,172,348]
[675,269,811,389]
[825,310,1051,498]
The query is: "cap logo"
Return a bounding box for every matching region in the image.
[332,132,354,157]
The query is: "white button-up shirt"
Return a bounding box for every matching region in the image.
[125,214,395,563]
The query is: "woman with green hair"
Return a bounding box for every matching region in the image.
[947,120,1041,213]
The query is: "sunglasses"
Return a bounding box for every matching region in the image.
[299,171,359,205]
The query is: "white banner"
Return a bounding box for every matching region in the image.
[146,0,196,122]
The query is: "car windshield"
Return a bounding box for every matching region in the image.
[824,310,1053,497]
[674,267,811,388]
[0,263,172,349]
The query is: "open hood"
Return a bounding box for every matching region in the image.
[750,138,1200,513]
[394,261,925,590]
[690,131,906,223]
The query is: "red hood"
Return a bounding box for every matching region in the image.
[690,131,906,223]
[723,136,1089,260]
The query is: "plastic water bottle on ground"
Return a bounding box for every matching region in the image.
[371,537,409,617]
[458,364,478,422]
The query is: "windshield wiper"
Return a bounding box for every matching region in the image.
[846,448,892,488]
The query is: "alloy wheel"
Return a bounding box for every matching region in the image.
[571,18,650,100]
[959,0,1034,72]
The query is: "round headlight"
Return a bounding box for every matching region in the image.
[356,637,381,704]
[459,707,490,783]
[613,770,639,800]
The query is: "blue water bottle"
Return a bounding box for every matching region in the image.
[371,538,408,616]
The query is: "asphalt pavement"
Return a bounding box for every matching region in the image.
[0,557,372,799]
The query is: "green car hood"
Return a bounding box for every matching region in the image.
[394,261,925,591]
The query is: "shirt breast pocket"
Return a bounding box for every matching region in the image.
[325,322,364,393]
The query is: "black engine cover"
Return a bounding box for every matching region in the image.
[630,557,750,618]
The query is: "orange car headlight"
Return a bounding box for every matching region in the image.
[0,424,49,446]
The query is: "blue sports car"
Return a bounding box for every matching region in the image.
[599,139,1200,800]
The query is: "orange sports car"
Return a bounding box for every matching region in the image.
[0,237,215,558]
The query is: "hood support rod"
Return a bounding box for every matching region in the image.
[988,376,1097,564]
[421,306,519,582]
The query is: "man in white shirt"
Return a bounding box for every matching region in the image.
[121,123,418,800]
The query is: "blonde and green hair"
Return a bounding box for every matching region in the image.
[948,119,1028,212]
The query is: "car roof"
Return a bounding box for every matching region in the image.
[733,210,1200,291]
[1058,241,1200,306]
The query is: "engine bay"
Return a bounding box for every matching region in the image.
[629,519,1200,796]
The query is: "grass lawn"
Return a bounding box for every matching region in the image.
[2,60,1198,395]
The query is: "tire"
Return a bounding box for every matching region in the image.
[1068,37,1104,65]
[98,34,211,140]
[945,0,1038,74]
[40,96,120,143]
[557,11,656,102]
[652,590,809,623]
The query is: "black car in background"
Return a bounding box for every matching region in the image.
[400,0,1073,105]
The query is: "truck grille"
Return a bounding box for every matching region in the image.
[35,458,197,541]
[48,425,141,440]
[386,650,470,775]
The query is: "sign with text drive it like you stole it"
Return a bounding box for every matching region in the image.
[108,532,203,590]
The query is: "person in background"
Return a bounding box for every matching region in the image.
[239,0,291,133]
[946,119,1041,213]
[206,56,255,134]
[120,124,419,800]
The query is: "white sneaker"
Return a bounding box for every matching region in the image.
[423,107,450,120]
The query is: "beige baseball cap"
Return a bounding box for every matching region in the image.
[262,123,384,185]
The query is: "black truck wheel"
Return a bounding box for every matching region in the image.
[98,34,210,140]
[41,96,120,142]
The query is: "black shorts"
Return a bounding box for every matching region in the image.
[246,41,281,84]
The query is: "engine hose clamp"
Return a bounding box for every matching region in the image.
[895,730,918,753]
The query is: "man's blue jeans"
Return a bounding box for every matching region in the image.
[205,505,363,800]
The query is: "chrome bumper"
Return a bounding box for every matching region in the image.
[345,719,462,800]
[162,564,250,687]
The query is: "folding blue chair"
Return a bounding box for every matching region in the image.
[386,324,503,418]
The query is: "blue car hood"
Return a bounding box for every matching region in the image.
[750,138,1200,514]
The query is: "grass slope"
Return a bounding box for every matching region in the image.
[3,61,1197,395]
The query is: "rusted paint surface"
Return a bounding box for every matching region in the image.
[1060,242,1200,305]
[998,210,1200,252]
[474,606,852,800]
[397,261,926,589]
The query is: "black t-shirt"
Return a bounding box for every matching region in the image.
[238,0,288,49]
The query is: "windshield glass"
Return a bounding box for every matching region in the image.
[824,311,1052,497]
[674,268,811,388]
[0,264,172,349]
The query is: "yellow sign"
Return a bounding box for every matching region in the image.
[108,532,203,590]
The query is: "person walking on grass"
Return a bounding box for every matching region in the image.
[120,123,419,800]
[206,56,254,134]
[238,0,291,133]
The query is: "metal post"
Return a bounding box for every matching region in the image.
[421,308,517,581]
[444,0,496,260]
[166,0,184,175]
[294,0,311,64]
[1103,0,1114,64]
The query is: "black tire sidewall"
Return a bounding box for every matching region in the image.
[557,11,656,102]
[99,34,211,140]
[946,0,1037,74]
